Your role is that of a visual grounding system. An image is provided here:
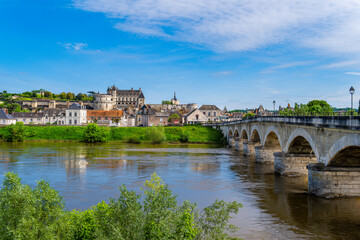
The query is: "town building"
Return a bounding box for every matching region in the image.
[87,110,123,125]
[65,103,87,125]
[199,105,221,122]
[184,109,207,124]
[93,85,145,110]
[137,107,169,127]
[12,108,66,125]
[0,109,16,125]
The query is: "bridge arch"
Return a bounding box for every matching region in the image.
[234,127,240,138]
[240,128,249,141]
[324,134,360,166]
[250,125,262,144]
[263,126,283,149]
[285,128,319,160]
[228,129,234,138]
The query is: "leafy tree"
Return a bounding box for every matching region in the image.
[5,122,27,142]
[82,123,110,143]
[179,130,190,143]
[0,173,73,240]
[67,92,75,100]
[145,127,166,144]
[6,103,22,113]
[59,92,67,100]
[76,93,83,101]
[162,100,172,105]
[243,113,255,118]
[168,113,180,122]
[43,91,53,98]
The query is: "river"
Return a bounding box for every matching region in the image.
[0,142,359,239]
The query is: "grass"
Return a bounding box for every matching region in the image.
[0,125,226,145]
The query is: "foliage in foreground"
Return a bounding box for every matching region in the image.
[145,127,167,144]
[0,172,242,240]
[82,123,110,143]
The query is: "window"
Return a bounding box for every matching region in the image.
[98,117,101,120]
[30,119,33,122]
[213,112,216,116]
[23,118,26,122]
[45,115,48,119]
[105,117,108,120]
[208,112,211,116]
[196,115,199,120]
[53,116,56,119]
[69,112,72,117]
[69,120,72,124]
[160,118,163,122]
[203,112,206,115]
[74,112,77,117]
[74,120,77,124]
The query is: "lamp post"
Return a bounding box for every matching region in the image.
[349,86,355,116]
[273,100,276,114]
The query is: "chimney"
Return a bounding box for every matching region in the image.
[3,108,8,114]
[131,88,133,93]
[139,87,141,92]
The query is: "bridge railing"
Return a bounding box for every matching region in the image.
[205,115,360,130]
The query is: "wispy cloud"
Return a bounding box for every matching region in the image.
[345,72,360,76]
[262,61,313,73]
[73,0,360,55]
[58,42,88,50]
[320,60,360,69]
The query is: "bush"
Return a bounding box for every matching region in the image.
[125,135,142,144]
[0,172,243,240]
[145,127,166,144]
[179,130,190,143]
[82,123,110,143]
[5,122,27,142]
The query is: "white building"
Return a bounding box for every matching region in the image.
[66,103,87,125]
[199,105,221,122]
[0,109,16,125]
[184,108,207,124]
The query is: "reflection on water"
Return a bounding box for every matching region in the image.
[0,142,360,239]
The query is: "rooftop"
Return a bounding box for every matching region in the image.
[199,105,220,111]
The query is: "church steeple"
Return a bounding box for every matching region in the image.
[174,91,177,100]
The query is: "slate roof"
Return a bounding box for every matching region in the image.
[199,105,220,111]
[0,109,14,119]
[69,103,84,109]
[12,112,42,118]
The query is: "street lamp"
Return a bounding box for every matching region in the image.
[273,100,276,114]
[349,86,355,116]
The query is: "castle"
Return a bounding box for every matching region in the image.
[93,85,145,110]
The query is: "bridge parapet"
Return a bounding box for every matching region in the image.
[208,116,360,130]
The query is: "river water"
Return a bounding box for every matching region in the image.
[0,142,360,239]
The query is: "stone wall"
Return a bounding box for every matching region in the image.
[308,163,360,197]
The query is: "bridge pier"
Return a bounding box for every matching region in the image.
[234,138,243,151]
[243,141,256,156]
[274,152,317,176]
[308,163,360,198]
[255,146,277,163]
[228,137,235,148]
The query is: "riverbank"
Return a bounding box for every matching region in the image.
[0,125,226,144]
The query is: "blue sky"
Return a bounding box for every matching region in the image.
[1,0,360,110]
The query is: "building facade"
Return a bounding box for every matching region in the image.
[66,103,87,125]
[93,85,145,110]
[0,109,16,125]
[199,105,221,122]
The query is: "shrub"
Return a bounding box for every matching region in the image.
[145,127,166,144]
[82,123,109,143]
[179,130,190,143]
[0,172,243,240]
[125,135,142,144]
[5,122,27,142]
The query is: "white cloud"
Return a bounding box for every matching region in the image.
[320,60,360,69]
[59,42,88,50]
[346,72,360,76]
[73,0,360,54]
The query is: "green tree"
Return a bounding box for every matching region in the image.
[145,127,166,144]
[5,122,27,142]
[168,113,180,122]
[0,173,73,240]
[67,92,75,100]
[82,123,110,143]
[59,92,67,100]
[43,91,53,98]
[76,93,83,101]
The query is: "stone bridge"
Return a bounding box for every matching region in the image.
[210,116,360,198]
